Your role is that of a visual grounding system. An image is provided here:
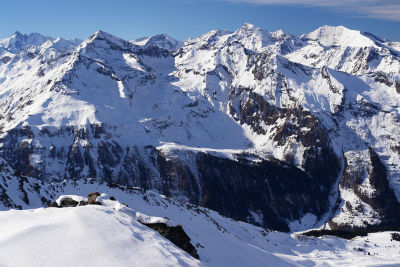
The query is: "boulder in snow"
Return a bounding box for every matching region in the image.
[88,192,101,205]
[141,222,199,259]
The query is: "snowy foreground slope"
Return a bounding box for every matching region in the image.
[0,25,400,233]
[0,205,200,267]
[1,170,399,267]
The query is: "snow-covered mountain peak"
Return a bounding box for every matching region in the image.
[0,31,81,55]
[225,23,302,54]
[132,33,183,51]
[235,22,269,37]
[52,37,82,50]
[240,22,258,30]
[148,34,183,51]
[304,25,376,48]
[232,23,274,51]
[87,30,126,45]
[38,37,81,52]
[131,36,151,46]
[0,31,51,53]
[78,30,137,57]
[271,29,285,39]
[287,24,400,74]
[185,29,232,47]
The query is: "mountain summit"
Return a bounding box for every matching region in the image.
[131,33,183,51]
[304,25,377,47]
[0,31,81,53]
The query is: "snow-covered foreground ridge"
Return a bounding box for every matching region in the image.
[1,172,400,267]
[0,24,400,233]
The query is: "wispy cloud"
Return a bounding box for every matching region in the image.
[216,0,400,21]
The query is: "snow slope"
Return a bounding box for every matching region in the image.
[0,206,201,267]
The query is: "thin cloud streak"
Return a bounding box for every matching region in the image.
[361,4,400,21]
[217,0,400,21]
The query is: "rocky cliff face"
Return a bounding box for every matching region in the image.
[0,24,399,232]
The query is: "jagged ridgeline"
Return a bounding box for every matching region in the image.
[0,24,400,232]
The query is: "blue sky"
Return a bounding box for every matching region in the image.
[1,0,399,41]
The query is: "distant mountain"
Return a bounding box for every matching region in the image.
[131,33,184,51]
[0,31,81,53]
[0,24,399,235]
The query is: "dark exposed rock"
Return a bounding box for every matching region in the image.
[395,80,400,94]
[373,71,392,87]
[0,184,16,208]
[0,127,39,178]
[366,49,380,63]
[96,66,113,76]
[66,142,84,179]
[351,47,368,74]
[36,67,45,77]
[364,149,400,228]
[97,141,120,169]
[304,226,400,240]
[392,233,400,241]
[251,52,273,81]
[49,202,60,208]
[330,148,400,233]
[49,193,103,208]
[137,45,171,58]
[60,198,79,207]
[92,123,106,138]
[18,176,30,205]
[27,52,36,59]
[88,192,101,205]
[195,152,338,231]
[79,200,89,206]
[321,66,339,93]
[109,196,116,201]
[50,199,90,208]
[229,88,334,151]
[303,229,368,240]
[88,191,100,198]
[141,222,199,259]
[1,56,12,64]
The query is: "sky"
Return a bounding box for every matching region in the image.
[0,0,399,42]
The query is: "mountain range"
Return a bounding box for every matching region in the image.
[1,23,400,238]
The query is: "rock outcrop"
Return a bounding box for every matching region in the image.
[141,222,199,259]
